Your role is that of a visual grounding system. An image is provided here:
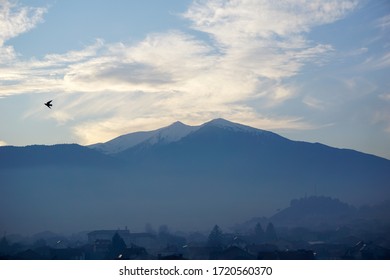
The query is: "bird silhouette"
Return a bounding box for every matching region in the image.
[44,100,53,109]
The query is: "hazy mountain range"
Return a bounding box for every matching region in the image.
[1,118,389,235]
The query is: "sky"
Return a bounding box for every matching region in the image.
[0,0,389,159]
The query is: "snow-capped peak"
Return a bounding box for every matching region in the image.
[89,121,199,154]
[203,118,263,134]
[89,118,275,154]
[146,121,199,145]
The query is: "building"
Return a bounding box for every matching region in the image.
[87,229,131,244]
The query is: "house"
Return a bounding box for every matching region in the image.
[118,245,152,260]
[88,230,158,248]
[87,229,131,244]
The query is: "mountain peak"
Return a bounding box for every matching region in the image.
[89,118,278,154]
[206,118,233,126]
[204,118,263,134]
[170,120,186,126]
[147,120,198,145]
[89,120,199,154]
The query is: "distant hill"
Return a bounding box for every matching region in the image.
[0,144,120,168]
[234,196,390,232]
[270,196,357,229]
[1,118,389,235]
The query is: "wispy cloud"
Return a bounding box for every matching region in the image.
[1,0,360,144]
[346,47,368,57]
[379,93,390,101]
[184,0,358,42]
[62,31,216,93]
[372,110,390,134]
[0,0,47,54]
[0,0,48,96]
[375,14,390,30]
[359,52,390,71]
[303,96,327,110]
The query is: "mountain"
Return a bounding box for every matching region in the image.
[88,118,270,154]
[1,118,390,235]
[270,196,357,229]
[89,121,199,154]
[0,144,120,168]
[269,196,390,229]
[113,118,390,204]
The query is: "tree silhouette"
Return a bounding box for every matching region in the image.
[0,237,10,255]
[208,225,223,248]
[254,222,265,243]
[265,222,277,242]
[158,225,169,237]
[107,233,127,259]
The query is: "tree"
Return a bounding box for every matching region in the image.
[208,225,223,248]
[107,233,127,259]
[0,237,10,255]
[254,222,265,243]
[158,225,169,237]
[265,223,277,242]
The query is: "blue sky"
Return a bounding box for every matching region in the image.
[0,0,389,159]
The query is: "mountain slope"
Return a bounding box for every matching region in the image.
[0,144,121,168]
[89,121,199,154]
[115,119,390,207]
[1,119,389,235]
[270,196,357,229]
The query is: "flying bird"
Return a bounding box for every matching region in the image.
[44,100,53,109]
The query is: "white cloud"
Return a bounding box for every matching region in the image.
[62,32,216,94]
[0,0,46,59]
[371,52,390,70]
[359,52,390,71]
[72,116,175,145]
[0,140,7,146]
[347,47,368,57]
[372,110,390,134]
[0,0,48,96]
[43,39,104,65]
[342,77,377,95]
[0,44,17,62]
[0,0,360,144]
[375,14,390,30]
[184,0,358,43]
[303,96,327,110]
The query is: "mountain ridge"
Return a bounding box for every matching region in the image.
[1,118,389,234]
[88,120,200,154]
[89,118,288,155]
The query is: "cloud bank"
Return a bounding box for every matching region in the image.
[0,0,362,144]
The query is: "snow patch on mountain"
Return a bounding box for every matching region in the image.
[89,118,280,154]
[146,121,199,145]
[89,131,156,154]
[204,118,272,136]
[89,121,199,154]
